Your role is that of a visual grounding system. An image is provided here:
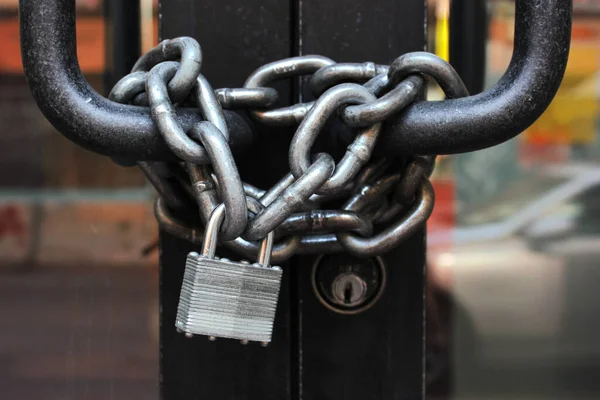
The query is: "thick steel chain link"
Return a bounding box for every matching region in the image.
[111,37,468,261]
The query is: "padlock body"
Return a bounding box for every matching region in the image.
[176,252,283,342]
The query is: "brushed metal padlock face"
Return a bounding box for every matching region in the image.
[176,252,283,342]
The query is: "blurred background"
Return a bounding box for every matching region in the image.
[1,0,599,399]
[0,1,160,399]
[427,0,600,399]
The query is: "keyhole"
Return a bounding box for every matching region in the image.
[343,282,354,304]
[331,273,367,307]
[312,254,387,314]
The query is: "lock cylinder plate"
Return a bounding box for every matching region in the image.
[176,252,283,342]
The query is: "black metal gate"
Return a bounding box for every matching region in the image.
[18,0,572,398]
[158,1,427,399]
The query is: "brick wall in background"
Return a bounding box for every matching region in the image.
[0,200,158,268]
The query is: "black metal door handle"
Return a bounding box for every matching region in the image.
[20,0,571,160]
[378,0,572,155]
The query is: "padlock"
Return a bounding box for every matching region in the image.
[175,203,283,343]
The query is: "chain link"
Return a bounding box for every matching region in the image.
[245,153,335,241]
[289,83,381,195]
[111,37,468,260]
[133,37,202,103]
[309,62,389,95]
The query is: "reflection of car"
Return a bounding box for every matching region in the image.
[428,165,600,372]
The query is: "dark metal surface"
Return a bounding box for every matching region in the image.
[379,0,572,155]
[159,0,294,399]
[449,0,487,94]
[156,0,427,398]
[103,0,140,94]
[297,0,427,399]
[19,0,253,162]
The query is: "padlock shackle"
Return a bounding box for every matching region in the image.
[202,204,227,259]
[203,201,275,266]
[258,231,274,267]
[19,0,252,163]
[247,197,275,267]
[379,0,572,155]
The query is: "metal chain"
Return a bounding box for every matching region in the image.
[110,37,468,261]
